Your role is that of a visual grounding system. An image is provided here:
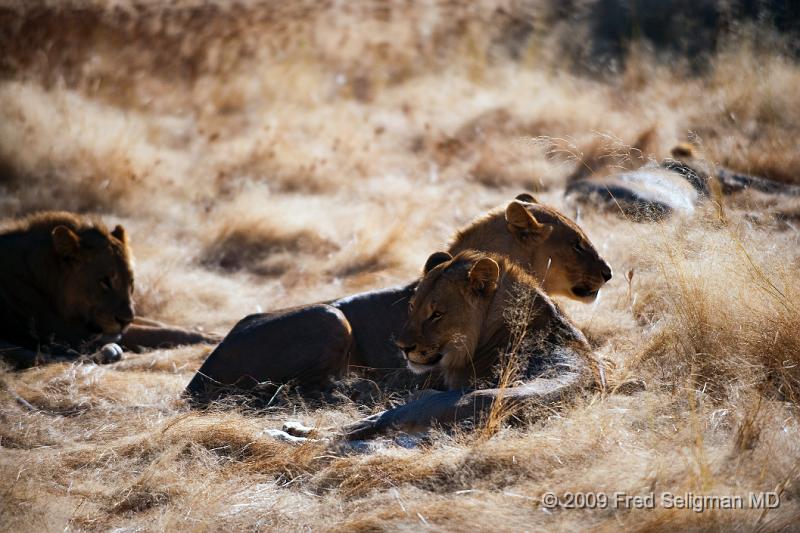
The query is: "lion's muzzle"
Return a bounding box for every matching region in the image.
[404,348,443,367]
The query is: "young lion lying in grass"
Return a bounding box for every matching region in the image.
[343,250,595,439]
[186,195,611,402]
[0,211,219,368]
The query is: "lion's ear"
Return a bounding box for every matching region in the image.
[52,225,80,258]
[424,251,452,274]
[670,142,694,159]
[505,201,553,242]
[515,193,538,204]
[111,224,127,244]
[468,257,499,294]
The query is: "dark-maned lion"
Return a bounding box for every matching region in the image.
[343,249,593,439]
[186,195,611,401]
[0,212,218,368]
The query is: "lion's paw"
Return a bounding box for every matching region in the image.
[262,420,324,444]
[263,428,314,444]
[282,420,317,438]
[92,343,123,364]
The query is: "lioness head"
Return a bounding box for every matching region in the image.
[395,250,502,386]
[51,222,135,339]
[450,194,612,303]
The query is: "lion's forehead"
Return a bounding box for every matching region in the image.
[90,244,134,284]
[535,205,590,240]
[412,273,462,312]
[114,257,135,285]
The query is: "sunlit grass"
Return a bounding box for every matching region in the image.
[1,1,800,531]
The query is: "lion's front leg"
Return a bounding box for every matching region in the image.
[342,390,467,440]
[0,339,124,368]
[48,342,124,365]
[120,323,221,351]
[341,364,588,440]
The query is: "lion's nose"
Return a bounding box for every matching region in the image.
[115,308,134,329]
[395,340,416,355]
[601,263,613,282]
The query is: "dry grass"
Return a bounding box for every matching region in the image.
[2,1,800,531]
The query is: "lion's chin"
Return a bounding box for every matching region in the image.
[89,318,123,339]
[570,284,601,303]
[105,332,123,342]
[406,352,444,374]
[86,320,105,334]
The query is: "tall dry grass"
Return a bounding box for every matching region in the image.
[2,1,800,531]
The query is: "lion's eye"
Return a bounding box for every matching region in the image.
[100,277,112,291]
[573,241,587,254]
[430,310,444,321]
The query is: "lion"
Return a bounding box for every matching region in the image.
[186,195,611,401]
[565,143,800,221]
[343,249,593,438]
[565,165,701,221]
[0,211,219,369]
[667,143,800,197]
